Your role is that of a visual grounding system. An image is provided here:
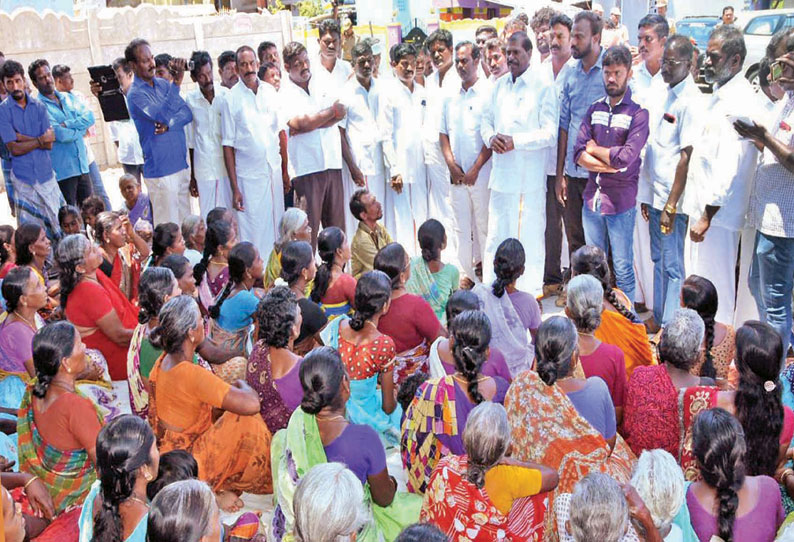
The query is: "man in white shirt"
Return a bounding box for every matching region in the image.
[475,25,498,78]
[185,50,231,219]
[218,50,239,89]
[481,32,557,296]
[280,41,346,250]
[530,6,556,63]
[378,43,428,255]
[440,41,492,284]
[221,45,283,258]
[484,38,509,81]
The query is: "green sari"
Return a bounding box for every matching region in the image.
[270,408,420,542]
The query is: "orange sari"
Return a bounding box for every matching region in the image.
[148,355,272,494]
[595,289,655,378]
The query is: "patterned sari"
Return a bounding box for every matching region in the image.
[421,455,548,542]
[406,256,446,324]
[270,408,421,542]
[206,318,249,384]
[246,342,295,433]
[595,290,656,378]
[505,371,636,542]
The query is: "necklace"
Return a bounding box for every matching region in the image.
[49,380,76,393]
[364,320,379,331]
[453,373,489,384]
[316,414,347,423]
[209,259,227,266]
[124,494,148,507]
[577,331,596,338]
[12,311,36,331]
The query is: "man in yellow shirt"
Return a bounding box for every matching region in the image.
[349,188,392,278]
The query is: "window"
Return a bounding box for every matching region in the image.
[744,15,784,35]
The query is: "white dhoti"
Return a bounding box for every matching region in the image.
[734,226,759,327]
[426,158,459,269]
[341,163,359,242]
[144,168,191,226]
[386,179,427,257]
[633,204,654,306]
[365,173,387,226]
[450,170,490,282]
[235,172,282,260]
[686,223,740,325]
[196,176,233,220]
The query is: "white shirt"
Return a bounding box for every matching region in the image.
[423,66,461,164]
[481,66,557,194]
[340,76,385,176]
[638,75,703,210]
[542,56,575,176]
[440,77,492,172]
[279,74,342,178]
[314,55,353,98]
[221,79,279,180]
[108,119,143,165]
[185,85,228,181]
[630,61,667,129]
[378,79,427,184]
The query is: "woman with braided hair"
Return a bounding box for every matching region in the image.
[192,218,235,313]
[310,226,356,319]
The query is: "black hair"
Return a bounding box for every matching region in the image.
[445,289,480,325]
[349,188,369,221]
[146,450,198,501]
[32,321,77,398]
[638,13,669,38]
[0,224,14,266]
[535,316,578,386]
[193,218,233,287]
[160,254,190,283]
[258,62,279,80]
[350,271,391,332]
[2,266,32,313]
[574,10,603,36]
[15,222,43,266]
[81,195,105,217]
[51,64,70,79]
[692,408,746,542]
[722,5,734,14]
[154,53,173,69]
[209,241,257,320]
[283,41,307,67]
[451,310,491,404]
[255,286,298,347]
[734,321,784,478]
[27,58,48,83]
[426,29,453,49]
[550,12,573,31]
[257,40,277,63]
[374,242,408,291]
[681,275,718,378]
[188,50,212,79]
[206,207,230,226]
[603,44,632,68]
[666,34,695,61]
[218,50,236,70]
[455,40,480,60]
[709,24,747,64]
[93,415,156,542]
[311,227,345,303]
[491,238,524,298]
[759,57,772,89]
[151,222,180,267]
[395,523,447,542]
[299,346,346,414]
[507,31,533,53]
[58,204,80,226]
[318,18,341,39]
[352,41,373,61]
[571,245,635,321]
[475,25,498,38]
[138,267,176,325]
[1,60,24,81]
[278,241,312,289]
[235,45,256,65]
[398,372,429,412]
[124,38,150,64]
[417,219,445,263]
[112,57,132,74]
[391,43,417,63]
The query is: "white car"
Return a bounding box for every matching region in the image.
[741,9,794,86]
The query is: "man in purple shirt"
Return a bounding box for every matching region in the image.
[574,45,649,304]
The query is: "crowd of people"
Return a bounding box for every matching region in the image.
[2,2,794,542]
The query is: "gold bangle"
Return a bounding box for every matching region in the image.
[663,203,677,215]
[780,468,794,485]
[23,475,39,491]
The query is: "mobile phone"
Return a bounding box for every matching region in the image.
[771,61,783,82]
[188,60,195,71]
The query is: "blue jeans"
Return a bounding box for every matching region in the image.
[749,231,794,354]
[88,161,111,210]
[582,200,637,304]
[648,207,687,325]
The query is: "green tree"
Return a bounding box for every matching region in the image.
[267,0,286,13]
[298,0,324,17]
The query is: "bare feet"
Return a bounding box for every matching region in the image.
[216,490,244,513]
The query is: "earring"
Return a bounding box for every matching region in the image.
[143,469,153,482]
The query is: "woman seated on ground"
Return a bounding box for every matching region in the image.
[192,218,235,312]
[181,215,205,267]
[57,234,137,380]
[623,308,716,474]
[472,238,540,377]
[58,205,83,236]
[0,224,15,280]
[421,402,558,542]
[246,286,304,433]
[405,219,459,325]
[15,223,58,318]
[402,310,510,494]
[264,207,311,290]
[160,254,196,299]
[270,347,420,542]
[310,226,356,319]
[148,223,185,269]
[148,295,272,507]
[570,245,654,377]
[566,274,626,422]
[280,240,327,355]
[147,480,221,542]
[374,242,443,382]
[78,415,159,542]
[95,211,150,303]
[687,408,784,542]
[320,271,401,445]
[427,289,512,383]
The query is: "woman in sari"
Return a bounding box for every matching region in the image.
[148,295,272,505]
[146,222,186,269]
[402,310,510,494]
[181,215,205,267]
[265,208,311,290]
[0,224,15,280]
[319,271,401,446]
[192,219,235,314]
[95,211,150,303]
[270,347,420,542]
[421,402,558,542]
[570,245,654,377]
[161,254,196,300]
[15,223,58,319]
[57,234,138,380]
[280,241,327,356]
[405,219,459,325]
[310,226,356,320]
[374,243,443,383]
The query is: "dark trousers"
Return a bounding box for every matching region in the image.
[562,175,588,263]
[293,168,345,250]
[59,173,93,207]
[122,163,144,183]
[544,175,565,285]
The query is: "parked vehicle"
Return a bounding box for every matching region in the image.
[741,9,794,87]
[675,16,720,91]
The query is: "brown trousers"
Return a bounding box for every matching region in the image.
[293,168,346,250]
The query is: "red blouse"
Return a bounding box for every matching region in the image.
[377,294,441,353]
[322,273,357,306]
[339,335,396,380]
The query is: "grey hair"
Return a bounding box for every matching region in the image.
[56,233,92,308]
[276,208,308,252]
[566,274,604,333]
[181,215,204,250]
[94,211,121,245]
[293,462,368,542]
[659,307,705,371]
[463,402,510,488]
[146,479,216,542]
[569,473,628,542]
[148,295,201,355]
[631,450,684,535]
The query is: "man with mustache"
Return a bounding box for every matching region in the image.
[221,44,284,258]
[475,25,498,78]
[480,31,557,296]
[574,45,649,304]
[218,51,239,90]
[484,38,509,81]
[530,7,556,64]
[0,59,59,239]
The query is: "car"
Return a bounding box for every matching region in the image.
[675,16,720,91]
[741,9,794,88]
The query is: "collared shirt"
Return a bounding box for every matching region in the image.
[127,76,193,179]
[0,93,54,184]
[683,75,765,231]
[108,118,143,165]
[378,79,427,184]
[221,79,280,180]
[481,66,557,194]
[314,55,353,96]
[630,61,667,128]
[280,74,342,178]
[423,66,461,164]
[440,77,492,172]
[186,85,228,181]
[559,49,606,178]
[638,75,703,210]
[39,90,93,181]
[341,76,385,176]
[542,56,575,176]
[574,87,649,215]
[351,220,393,278]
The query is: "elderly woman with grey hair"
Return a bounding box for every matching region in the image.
[566,274,627,422]
[181,214,206,267]
[623,308,718,479]
[147,479,221,542]
[264,208,311,289]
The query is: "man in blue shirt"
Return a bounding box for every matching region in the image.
[30,59,95,207]
[0,60,62,240]
[125,38,193,225]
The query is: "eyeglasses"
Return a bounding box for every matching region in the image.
[661,57,687,67]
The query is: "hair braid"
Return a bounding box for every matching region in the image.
[604,288,635,322]
[700,314,717,379]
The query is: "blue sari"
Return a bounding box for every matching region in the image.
[79,480,148,541]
